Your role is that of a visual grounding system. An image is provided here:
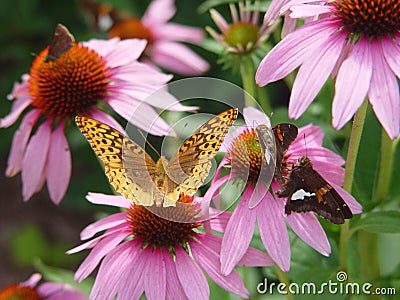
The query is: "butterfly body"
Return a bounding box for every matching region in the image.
[76,108,238,207]
[277,156,353,224]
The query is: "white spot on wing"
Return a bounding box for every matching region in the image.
[291,189,315,201]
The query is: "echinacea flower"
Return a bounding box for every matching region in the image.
[0,273,88,300]
[67,192,273,299]
[205,107,362,273]
[0,24,193,204]
[107,0,209,75]
[207,1,272,54]
[256,0,400,139]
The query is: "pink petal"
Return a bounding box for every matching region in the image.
[203,174,231,204]
[70,229,129,282]
[119,249,145,300]
[86,192,132,208]
[289,30,346,119]
[110,62,172,85]
[6,109,40,176]
[175,247,209,300]
[289,3,333,18]
[89,109,125,132]
[21,120,52,201]
[142,0,176,26]
[332,38,372,129]
[209,209,232,232]
[368,40,400,139]
[80,212,127,240]
[243,107,271,128]
[264,0,289,24]
[281,13,297,38]
[210,9,229,32]
[220,186,257,275]
[256,18,341,86]
[286,212,331,255]
[291,124,324,150]
[144,248,166,300]
[22,273,42,287]
[46,124,71,204]
[257,185,291,271]
[381,35,400,78]
[238,246,275,267]
[105,39,147,67]
[312,161,345,186]
[191,236,249,298]
[164,251,186,300]
[0,94,32,128]
[288,147,345,165]
[153,23,205,44]
[151,42,209,75]
[83,38,119,58]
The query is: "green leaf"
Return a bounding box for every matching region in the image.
[354,211,400,234]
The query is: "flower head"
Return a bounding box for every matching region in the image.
[68,192,273,299]
[0,273,87,300]
[106,0,209,75]
[256,0,400,139]
[205,107,362,272]
[0,24,193,204]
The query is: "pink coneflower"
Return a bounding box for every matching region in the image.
[0,273,88,300]
[0,24,193,204]
[256,0,400,139]
[205,107,362,273]
[106,0,209,75]
[67,192,273,299]
[206,1,272,54]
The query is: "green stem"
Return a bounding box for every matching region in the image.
[339,99,368,272]
[256,85,272,115]
[374,131,394,200]
[240,58,256,107]
[274,265,294,300]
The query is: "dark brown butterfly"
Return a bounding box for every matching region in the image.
[45,24,75,62]
[272,123,298,181]
[276,156,353,224]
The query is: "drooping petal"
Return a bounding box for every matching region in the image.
[381,36,400,78]
[191,236,249,298]
[286,212,331,256]
[0,94,32,128]
[142,0,176,26]
[89,109,125,132]
[264,0,290,24]
[151,42,209,75]
[46,123,71,204]
[244,106,271,128]
[143,248,166,300]
[368,40,400,139]
[332,38,372,129]
[21,120,52,201]
[5,109,40,177]
[256,18,341,86]
[209,209,232,232]
[210,9,229,32]
[86,192,132,208]
[257,185,291,271]
[289,30,346,119]
[288,3,333,18]
[175,247,209,300]
[38,283,88,300]
[80,212,128,240]
[164,251,186,300]
[331,183,363,214]
[153,23,205,44]
[105,39,147,67]
[237,246,275,267]
[220,185,257,275]
[71,228,129,282]
[281,13,297,38]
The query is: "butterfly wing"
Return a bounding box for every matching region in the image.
[164,108,238,204]
[277,157,352,224]
[75,116,158,205]
[255,124,277,184]
[46,24,75,62]
[273,123,298,180]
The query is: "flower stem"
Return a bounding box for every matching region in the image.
[339,99,368,272]
[374,131,394,200]
[240,58,256,107]
[274,265,294,300]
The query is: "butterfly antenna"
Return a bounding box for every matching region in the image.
[137,129,161,157]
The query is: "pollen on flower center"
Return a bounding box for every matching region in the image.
[0,284,41,300]
[108,19,153,42]
[29,43,110,119]
[229,128,267,183]
[224,22,259,49]
[333,0,400,38]
[127,194,201,249]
